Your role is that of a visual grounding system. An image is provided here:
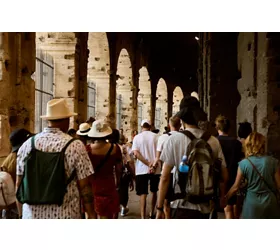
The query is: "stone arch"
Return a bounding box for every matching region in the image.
[116,48,133,139]
[87,32,110,121]
[172,86,184,116]
[155,78,168,133]
[138,66,151,132]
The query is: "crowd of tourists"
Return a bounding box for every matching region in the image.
[1,94,280,219]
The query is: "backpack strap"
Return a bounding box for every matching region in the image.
[62,138,77,153]
[31,135,36,150]
[201,131,212,142]
[94,143,115,173]
[62,138,79,186]
[180,130,196,141]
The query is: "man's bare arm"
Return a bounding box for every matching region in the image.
[15,175,23,218]
[133,150,152,167]
[77,177,96,219]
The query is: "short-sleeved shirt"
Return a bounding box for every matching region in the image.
[17,127,94,219]
[157,131,179,174]
[1,152,17,184]
[217,135,243,189]
[132,131,159,175]
[160,128,226,213]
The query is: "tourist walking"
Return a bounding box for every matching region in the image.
[215,115,243,219]
[156,96,228,219]
[132,119,160,219]
[16,99,95,219]
[226,132,280,219]
[87,120,122,219]
[154,116,181,218]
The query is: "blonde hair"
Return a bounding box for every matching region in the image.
[215,114,230,133]
[169,116,181,130]
[244,132,266,158]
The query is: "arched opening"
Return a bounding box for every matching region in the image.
[172,86,184,116]
[116,48,133,139]
[87,32,110,121]
[155,78,168,133]
[137,66,151,132]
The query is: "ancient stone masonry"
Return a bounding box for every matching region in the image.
[36,32,77,128]
[172,86,184,115]
[266,33,280,159]
[75,32,89,127]
[138,67,151,123]
[116,49,133,140]
[0,32,35,160]
[155,78,168,133]
[200,32,240,136]
[87,33,110,122]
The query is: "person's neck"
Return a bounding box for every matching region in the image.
[218,131,228,136]
[94,140,107,144]
[184,124,198,129]
[142,128,150,132]
[170,127,179,132]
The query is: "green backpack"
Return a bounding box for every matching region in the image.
[16,136,77,206]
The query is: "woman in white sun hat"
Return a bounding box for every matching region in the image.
[77,122,91,145]
[86,120,122,219]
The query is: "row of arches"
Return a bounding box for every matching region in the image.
[35,32,184,140]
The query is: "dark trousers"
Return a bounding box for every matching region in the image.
[119,175,130,207]
[171,208,210,219]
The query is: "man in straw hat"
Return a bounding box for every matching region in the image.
[16,98,95,219]
[156,96,228,219]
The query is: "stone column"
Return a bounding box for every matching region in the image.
[150,83,157,129]
[167,87,174,120]
[74,32,89,127]
[0,32,35,159]
[130,70,139,140]
[108,69,117,129]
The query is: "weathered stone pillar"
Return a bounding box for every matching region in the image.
[74,32,89,126]
[0,32,35,159]
[200,32,239,136]
[36,32,77,128]
[167,86,174,120]
[108,69,117,129]
[150,82,157,129]
[130,70,139,139]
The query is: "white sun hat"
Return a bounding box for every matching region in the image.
[40,99,77,120]
[77,123,91,136]
[141,119,151,126]
[88,119,113,138]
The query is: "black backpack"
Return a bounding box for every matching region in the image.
[16,136,77,206]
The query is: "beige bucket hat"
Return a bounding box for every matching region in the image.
[40,99,77,120]
[88,119,112,138]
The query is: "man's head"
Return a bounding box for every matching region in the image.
[238,122,252,140]
[9,128,32,153]
[215,115,230,135]
[141,119,151,131]
[169,116,181,131]
[41,98,77,133]
[176,96,207,128]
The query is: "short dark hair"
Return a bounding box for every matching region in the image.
[110,129,120,144]
[142,122,151,129]
[215,115,230,133]
[67,129,77,136]
[238,122,252,139]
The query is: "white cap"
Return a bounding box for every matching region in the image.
[141,119,151,126]
[191,91,199,101]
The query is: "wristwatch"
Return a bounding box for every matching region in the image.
[156,206,164,212]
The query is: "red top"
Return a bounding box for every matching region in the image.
[86,144,122,217]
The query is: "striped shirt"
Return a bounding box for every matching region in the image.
[16,127,94,219]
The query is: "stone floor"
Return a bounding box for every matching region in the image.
[120,190,225,219]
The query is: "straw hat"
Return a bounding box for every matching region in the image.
[40,99,77,120]
[77,123,91,136]
[88,119,113,138]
